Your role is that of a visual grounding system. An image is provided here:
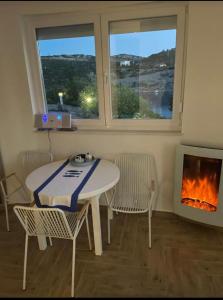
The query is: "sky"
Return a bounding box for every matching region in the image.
[38,29,176,58]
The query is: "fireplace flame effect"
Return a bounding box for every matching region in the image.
[181,174,218,212]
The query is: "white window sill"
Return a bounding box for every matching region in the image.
[33,127,183,135]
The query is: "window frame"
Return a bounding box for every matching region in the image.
[101,6,186,131]
[22,12,106,129]
[21,4,186,132]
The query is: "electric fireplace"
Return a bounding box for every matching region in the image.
[174,145,223,227]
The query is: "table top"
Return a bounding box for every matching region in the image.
[25,159,120,200]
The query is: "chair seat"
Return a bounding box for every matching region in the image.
[110,192,151,213]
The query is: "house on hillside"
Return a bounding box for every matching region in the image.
[120,60,131,66]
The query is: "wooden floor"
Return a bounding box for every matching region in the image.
[1,206,223,298]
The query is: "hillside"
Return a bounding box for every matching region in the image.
[40,48,175,119]
[41,48,175,67]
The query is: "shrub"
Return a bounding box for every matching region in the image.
[111,84,162,119]
[80,85,98,118]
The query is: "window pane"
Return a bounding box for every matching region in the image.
[36,23,99,119]
[109,16,177,120]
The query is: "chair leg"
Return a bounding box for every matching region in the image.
[23,234,29,290]
[3,197,10,232]
[45,219,52,246]
[48,236,53,246]
[85,215,92,251]
[148,209,151,249]
[71,239,76,297]
[107,208,111,244]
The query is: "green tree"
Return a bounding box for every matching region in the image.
[80,85,98,118]
[136,97,163,119]
[111,84,162,119]
[112,85,139,118]
[64,77,90,107]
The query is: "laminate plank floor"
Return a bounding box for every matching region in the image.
[1,205,223,297]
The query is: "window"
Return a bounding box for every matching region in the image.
[22,4,186,131]
[36,24,99,119]
[109,16,176,121]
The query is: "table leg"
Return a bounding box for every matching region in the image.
[32,201,47,251]
[90,195,102,256]
[37,234,47,250]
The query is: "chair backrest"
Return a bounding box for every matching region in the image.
[115,153,151,194]
[13,205,73,239]
[113,153,157,210]
[18,151,53,182]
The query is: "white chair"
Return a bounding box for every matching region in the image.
[0,151,53,232]
[0,172,29,231]
[18,150,53,183]
[13,201,92,297]
[105,153,158,248]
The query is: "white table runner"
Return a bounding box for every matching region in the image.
[33,158,101,211]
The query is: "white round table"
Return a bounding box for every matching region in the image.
[25,159,120,256]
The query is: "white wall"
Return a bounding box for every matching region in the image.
[1,1,223,212]
[182,1,223,148]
